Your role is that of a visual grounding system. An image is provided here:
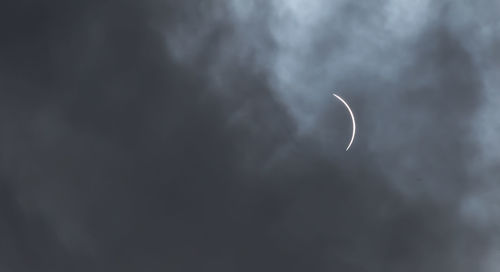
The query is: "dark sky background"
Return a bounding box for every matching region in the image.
[0,0,499,271]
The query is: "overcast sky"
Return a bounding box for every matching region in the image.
[0,0,499,271]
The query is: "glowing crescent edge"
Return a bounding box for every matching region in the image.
[332,93,356,151]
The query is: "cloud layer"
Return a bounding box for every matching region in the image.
[0,0,498,271]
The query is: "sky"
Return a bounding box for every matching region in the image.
[0,0,499,271]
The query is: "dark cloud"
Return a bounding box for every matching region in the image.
[0,0,498,271]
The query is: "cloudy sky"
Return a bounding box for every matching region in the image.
[0,0,499,271]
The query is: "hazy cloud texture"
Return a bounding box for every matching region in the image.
[0,0,499,271]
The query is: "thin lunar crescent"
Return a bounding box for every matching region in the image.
[332,93,356,151]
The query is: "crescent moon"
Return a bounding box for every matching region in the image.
[332,93,356,151]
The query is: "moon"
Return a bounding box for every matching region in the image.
[332,93,356,151]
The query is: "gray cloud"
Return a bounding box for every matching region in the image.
[166,0,500,270]
[0,0,498,271]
